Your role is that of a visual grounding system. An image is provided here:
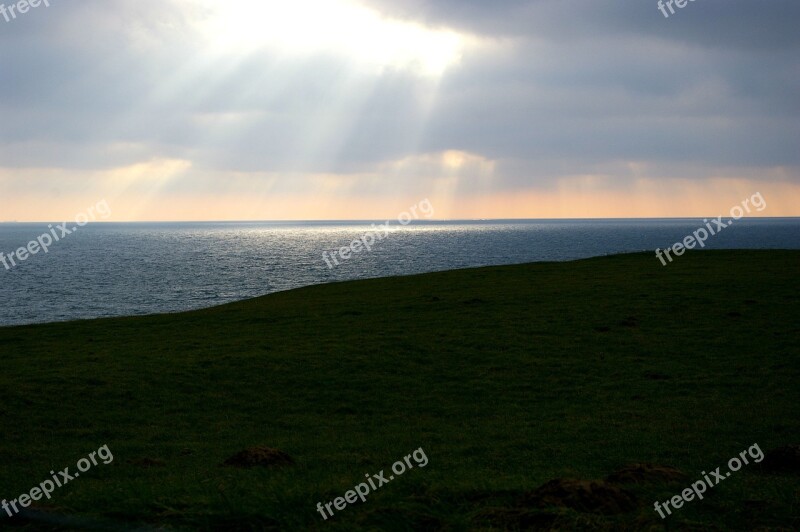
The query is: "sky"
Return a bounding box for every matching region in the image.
[1,0,798,221]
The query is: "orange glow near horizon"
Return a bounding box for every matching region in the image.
[2,177,799,222]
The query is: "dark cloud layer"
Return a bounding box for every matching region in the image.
[361,0,800,50]
[1,0,798,194]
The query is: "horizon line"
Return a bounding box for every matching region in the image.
[1,216,798,224]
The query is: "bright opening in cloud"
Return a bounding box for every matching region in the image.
[190,0,466,76]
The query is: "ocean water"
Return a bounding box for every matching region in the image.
[1,218,798,327]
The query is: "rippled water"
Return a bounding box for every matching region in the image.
[1,219,798,327]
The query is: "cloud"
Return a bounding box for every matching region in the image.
[0,0,798,218]
[359,0,800,50]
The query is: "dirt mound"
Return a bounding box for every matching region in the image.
[223,446,294,468]
[760,444,800,473]
[606,463,688,484]
[524,479,638,515]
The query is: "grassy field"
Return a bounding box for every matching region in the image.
[0,250,798,531]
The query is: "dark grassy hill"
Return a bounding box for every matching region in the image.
[1,250,798,530]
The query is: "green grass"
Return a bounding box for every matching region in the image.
[0,250,798,530]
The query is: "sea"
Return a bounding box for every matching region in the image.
[1,218,798,327]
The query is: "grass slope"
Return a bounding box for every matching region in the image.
[0,250,798,530]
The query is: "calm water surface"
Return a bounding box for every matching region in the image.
[1,219,798,326]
